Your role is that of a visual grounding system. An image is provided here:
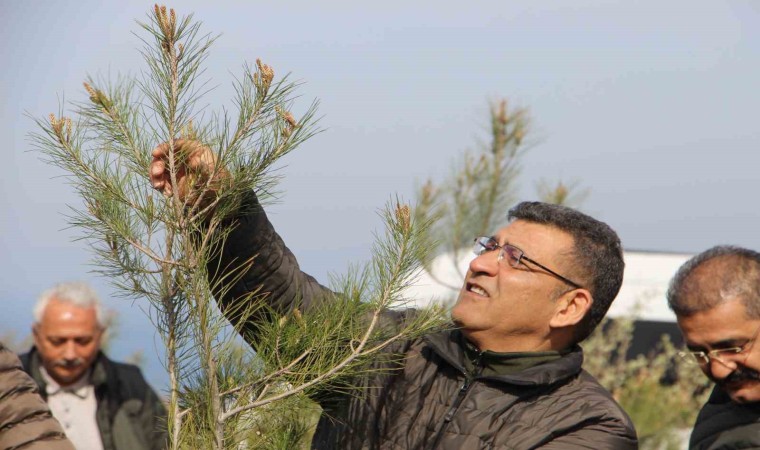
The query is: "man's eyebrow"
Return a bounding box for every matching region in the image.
[687,338,747,351]
[499,236,518,246]
[47,334,93,339]
[710,338,748,349]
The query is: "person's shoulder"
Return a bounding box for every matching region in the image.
[0,345,41,395]
[571,369,622,402]
[0,344,21,369]
[552,369,633,422]
[15,348,33,370]
[106,355,147,379]
[537,369,637,440]
[691,386,760,449]
[97,352,152,392]
[0,344,35,391]
[692,401,760,449]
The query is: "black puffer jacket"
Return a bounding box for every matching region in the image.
[690,386,760,450]
[20,349,167,450]
[210,192,638,449]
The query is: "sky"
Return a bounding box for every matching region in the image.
[2,0,759,391]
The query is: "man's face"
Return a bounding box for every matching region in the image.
[450,220,577,352]
[32,298,103,386]
[677,299,760,404]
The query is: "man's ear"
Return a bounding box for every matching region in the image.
[32,324,42,346]
[550,289,593,329]
[96,327,106,345]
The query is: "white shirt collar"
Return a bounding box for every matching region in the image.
[40,365,92,399]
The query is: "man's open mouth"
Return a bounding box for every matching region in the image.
[467,283,488,297]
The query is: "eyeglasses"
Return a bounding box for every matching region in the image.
[472,236,583,289]
[678,324,760,366]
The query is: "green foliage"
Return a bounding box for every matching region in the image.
[173,342,317,449]
[415,100,528,277]
[30,6,446,449]
[535,179,589,208]
[213,198,448,423]
[239,395,320,450]
[415,100,587,289]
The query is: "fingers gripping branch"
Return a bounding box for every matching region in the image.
[150,139,228,212]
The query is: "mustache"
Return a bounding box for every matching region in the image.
[719,366,760,386]
[53,357,85,369]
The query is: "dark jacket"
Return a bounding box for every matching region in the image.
[690,385,760,450]
[210,192,638,449]
[0,343,75,450]
[19,348,167,450]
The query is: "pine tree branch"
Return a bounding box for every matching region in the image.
[220,348,312,398]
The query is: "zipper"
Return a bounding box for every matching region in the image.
[429,352,484,449]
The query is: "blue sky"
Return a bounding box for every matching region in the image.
[2,0,759,390]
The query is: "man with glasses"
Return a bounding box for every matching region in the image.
[150,140,637,449]
[667,246,760,449]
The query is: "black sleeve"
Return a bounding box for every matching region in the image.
[206,190,335,344]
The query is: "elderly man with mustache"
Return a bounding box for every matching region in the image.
[667,246,760,450]
[19,282,167,450]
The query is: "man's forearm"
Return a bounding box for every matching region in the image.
[206,189,333,342]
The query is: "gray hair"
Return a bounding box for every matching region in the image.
[667,245,760,318]
[33,282,108,329]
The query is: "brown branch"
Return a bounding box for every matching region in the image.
[220,349,312,398]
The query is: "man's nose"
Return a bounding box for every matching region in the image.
[469,250,500,276]
[708,357,739,380]
[62,341,79,359]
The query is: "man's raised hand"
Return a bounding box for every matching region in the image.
[150,139,226,205]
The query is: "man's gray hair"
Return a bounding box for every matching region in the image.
[667,245,760,318]
[34,281,108,329]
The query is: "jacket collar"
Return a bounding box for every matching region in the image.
[423,329,584,386]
